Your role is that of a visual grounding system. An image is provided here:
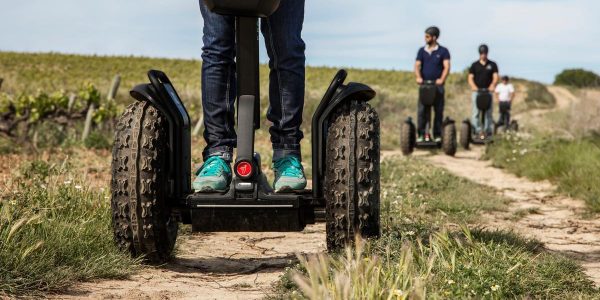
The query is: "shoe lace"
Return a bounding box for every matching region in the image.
[274,156,304,178]
[198,156,228,177]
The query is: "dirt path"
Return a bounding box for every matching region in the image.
[423,147,600,284]
[387,85,600,283]
[54,225,325,299]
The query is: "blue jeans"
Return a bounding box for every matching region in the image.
[471,92,493,134]
[199,0,306,162]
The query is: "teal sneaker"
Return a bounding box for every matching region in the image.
[193,156,232,192]
[417,135,425,143]
[273,156,307,192]
[434,136,442,143]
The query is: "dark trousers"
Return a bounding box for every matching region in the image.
[497,101,511,126]
[199,0,306,162]
[417,86,445,137]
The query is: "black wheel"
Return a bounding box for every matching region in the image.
[400,120,415,156]
[442,122,457,156]
[460,121,471,150]
[325,100,380,251]
[111,101,178,264]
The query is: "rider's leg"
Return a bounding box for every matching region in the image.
[485,104,494,135]
[433,86,445,140]
[261,0,306,162]
[199,2,236,162]
[417,99,426,139]
[195,2,236,191]
[261,0,307,191]
[471,92,480,134]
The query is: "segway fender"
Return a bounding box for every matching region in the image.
[311,70,376,200]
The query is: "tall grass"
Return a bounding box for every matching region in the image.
[288,228,593,299]
[272,157,598,299]
[486,133,600,212]
[0,160,140,296]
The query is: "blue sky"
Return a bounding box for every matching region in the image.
[1,0,598,83]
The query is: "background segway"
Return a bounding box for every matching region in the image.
[472,90,493,145]
[400,82,457,156]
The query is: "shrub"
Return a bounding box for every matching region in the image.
[554,69,600,88]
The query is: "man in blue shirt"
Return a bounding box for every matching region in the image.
[414,26,451,143]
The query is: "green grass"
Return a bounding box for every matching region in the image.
[0,159,140,296]
[271,157,598,299]
[523,81,556,108]
[0,51,474,152]
[485,133,600,212]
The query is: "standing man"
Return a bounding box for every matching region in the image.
[194,1,307,192]
[468,44,499,138]
[495,75,515,126]
[414,26,451,143]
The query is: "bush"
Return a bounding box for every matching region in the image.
[84,131,112,149]
[554,69,600,88]
[525,82,556,108]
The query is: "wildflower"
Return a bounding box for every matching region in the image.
[484,291,490,295]
[392,289,404,296]
[403,231,415,236]
[512,149,517,154]
[447,279,455,285]
[491,284,500,291]
[75,185,82,190]
[63,180,72,185]
[100,187,105,192]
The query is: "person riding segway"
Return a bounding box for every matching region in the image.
[461,44,499,147]
[110,0,381,262]
[400,26,457,156]
[494,75,518,133]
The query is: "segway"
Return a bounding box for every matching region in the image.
[400,81,457,156]
[110,0,381,263]
[494,101,519,134]
[460,89,492,149]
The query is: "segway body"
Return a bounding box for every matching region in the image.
[471,90,493,145]
[495,101,518,134]
[111,0,381,262]
[400,81,456,156]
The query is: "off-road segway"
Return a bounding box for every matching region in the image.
[110,0,381,263]
[400,81,457,156]
[494,101,519,134]
[460,89,492,149]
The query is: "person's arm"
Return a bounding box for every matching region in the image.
[509,84,516,101]
[494,85,501,102]
[489,73,499,91]
[437,59,450,85]
[468,64,477,91]
[414,60,423,84]
[489,63,499,91]
[414,49,424,84]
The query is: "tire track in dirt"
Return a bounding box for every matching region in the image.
[53,225,325,299]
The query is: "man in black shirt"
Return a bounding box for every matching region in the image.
[468,44,499,137]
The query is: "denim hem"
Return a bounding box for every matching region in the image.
[202,146,234,162]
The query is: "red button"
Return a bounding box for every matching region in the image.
[236,161,253,178]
